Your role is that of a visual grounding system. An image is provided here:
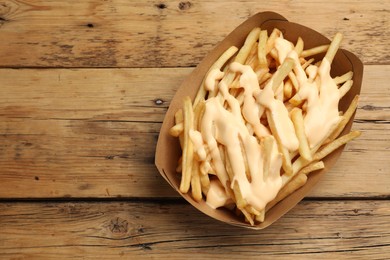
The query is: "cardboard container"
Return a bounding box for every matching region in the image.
[155,11,363,229]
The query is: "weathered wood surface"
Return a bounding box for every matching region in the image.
[1,201,389,258]
[0,66,389,199]
[0,0,388,68]
[1,0,389,258]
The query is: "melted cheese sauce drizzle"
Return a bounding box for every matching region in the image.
[275,38,341,148]
[193,36,341,210]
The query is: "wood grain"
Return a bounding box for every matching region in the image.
[0,201,389,258]
[0,0,388,68]
[0,66,389,198]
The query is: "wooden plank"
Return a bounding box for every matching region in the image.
[0,0,388,67]
[0,66,389,198]
[0,201,389,258]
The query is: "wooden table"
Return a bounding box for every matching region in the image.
[1,0,389,258]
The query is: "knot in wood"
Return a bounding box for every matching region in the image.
[109,217,128,234]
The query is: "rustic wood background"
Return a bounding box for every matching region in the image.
[0,0,389,258]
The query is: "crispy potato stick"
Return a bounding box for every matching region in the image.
[239,137,251,182]
[235,27,261,64]
[283,79,293,100]
[193,99,205,131]
[245,41,259,66]
[266,110,293,175]
[269,48,278,60]
[255,210,265,223]
[324,32,343,64]
[258,30,268,68]
[191,99,206,199]
[288,72,299,92]
[200,173,210,195]
[292,117,342,175]
[288,93,304,107]
[266,28,282,54]
[271,58,295,92]
[194,46,239,106]
[313,131,361,162]
[266,173,307,211]
[298,161,325,176]
[291,108,312,161]
[241,208,255,226]
[180,97,194,193]
[339,80,353,98]
[174,109,184,147]
[246,205,261,216]
[301,44,329,58]
[326,95,359,142]
[262,136,274,179]
[260,72,272,85]
[301,58,315,70]
[169,122,183,137]
[175,109,183,124]
[224,149,247,210]
[334,71,353,85]
[191,160,202,202]
[294,37,304,56]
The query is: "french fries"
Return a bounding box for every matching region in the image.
[169,28,360,225]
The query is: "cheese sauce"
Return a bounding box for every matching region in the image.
[193,36,341,210]
[274,38,341,148]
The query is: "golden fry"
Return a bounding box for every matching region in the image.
[298,161,325,176]
[258,30,268,68]
[180,97,194,193]
[191,160,202,202]
[339,80,353,98]
[266,173,307,211]
[324,32,343,64]
[326,95,359,142]
[291,108,312,161]
[301,44,329,58]
[169,122,183,137]
[266,110,293,175]
[334,71,353,85]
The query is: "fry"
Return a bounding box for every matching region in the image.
[175,109,183,124]
[169,122,183,137]
[301,58,315,70]
[266,28,282,54]
[339,80,353,98]
[313,131,361,162]
[266,110,292,175]
[266,173,307,211]
[301,44,329,58]
[326,95,359,142]
[294,37,304,56]
[324,32,343,64]
[291,108,312,161]
[200,173,210,195]
[175,109,184,147]
[262,136,274,179]
[298,160,325,176]
[271,58,295,92]
[334,71,353,85]
[180,97,194,193]
[235,27,261,64]
[258,30,268,68]
[283,79,293,100]
[191,160,202,202]
[255,210,265,223]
